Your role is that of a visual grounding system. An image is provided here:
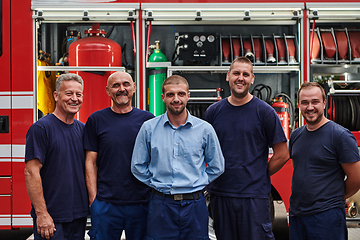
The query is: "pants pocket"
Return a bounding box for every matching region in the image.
[87,228,102,240]
[262,222,275,239]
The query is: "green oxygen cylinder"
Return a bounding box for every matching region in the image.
[148,40,167,116]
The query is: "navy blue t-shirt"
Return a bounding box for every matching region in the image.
[84,107,154,204]
[289,121,360,217]
[203,97,286,198]
[25,114,89,222]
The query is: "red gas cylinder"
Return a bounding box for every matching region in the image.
[68,23,122,123]
[272,97,289,140]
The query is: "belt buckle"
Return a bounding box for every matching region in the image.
[174,194,183,201]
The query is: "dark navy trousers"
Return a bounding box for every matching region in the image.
[289,207,347,240]
[147,192,209,240]
[88,198,148,240]
[33,217,86,240]
[210,195,274,240]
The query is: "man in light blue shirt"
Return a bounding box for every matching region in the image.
[131,75,224,240]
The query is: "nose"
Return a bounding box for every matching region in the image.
[70,93,79,101]
[237,73,245,81]
[307,102,315,110]
[173,94,180,102]
[118,84,126,91]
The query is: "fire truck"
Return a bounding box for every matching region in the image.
[1,0,360,231]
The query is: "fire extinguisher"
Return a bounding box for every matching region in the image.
[68,23,122,123]
[272,97,290,140]
[148,40,167,116]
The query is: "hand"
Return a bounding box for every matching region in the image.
[36,212,56,239]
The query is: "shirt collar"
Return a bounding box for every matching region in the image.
[162,110,194,128]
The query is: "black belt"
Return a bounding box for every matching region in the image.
[153,189,204,201]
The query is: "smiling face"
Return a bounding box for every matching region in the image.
[226,61,254,100]
[106,72,136,108]
[299,86,327,128]
[162,83,190,116]
[54,80,83,116]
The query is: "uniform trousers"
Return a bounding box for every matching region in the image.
[210,194,274,240]
[147,192,209,240]
[289,207,347,240]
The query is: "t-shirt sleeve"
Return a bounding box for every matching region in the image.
[83,116,98,152]
[336,130,360,164]
[25,124,48,164]
[264,108,287,147]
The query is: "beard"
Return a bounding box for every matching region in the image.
[167,103,186,115]
[304,111,324,125]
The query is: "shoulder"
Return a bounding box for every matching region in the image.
[132,108,155,120]
[204,99,228,122]
[141,114,164,129]
[73,119,85,129]
[290,125,306,140]
[325,121,347,132]
[88,107,110,118]
[325,121,355,140]
[30,114,55,130]
[190,114,210,126]
[189,114,216,133]
[252,97,275,113]
[206,98,227,112]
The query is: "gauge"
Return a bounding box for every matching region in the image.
[207,35,215,43]
[193,35,200,42]
[200,35,206,42]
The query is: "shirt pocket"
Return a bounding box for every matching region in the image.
[182,141,204,164]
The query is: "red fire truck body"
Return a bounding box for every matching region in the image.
[1,0,359,230]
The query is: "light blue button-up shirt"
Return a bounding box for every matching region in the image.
[131,111,225,194]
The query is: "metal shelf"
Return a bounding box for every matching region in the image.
[37,66,126,72]
[167,65,300,76]
[311,64,360,75]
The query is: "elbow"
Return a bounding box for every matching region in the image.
[24,165,34,179]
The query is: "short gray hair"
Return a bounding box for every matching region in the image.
[56,73,84,92]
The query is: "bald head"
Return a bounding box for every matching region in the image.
[107,71,134,87]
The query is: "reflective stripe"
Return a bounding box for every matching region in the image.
[0,215,11,226]
[13,145,26,158]
[0,92,34,109]
[0,159,11,163]
[0,96,10,108]
[0,144,26,158]
[0,145,11,158]
[12,96,34,109]
[12,215,32,226]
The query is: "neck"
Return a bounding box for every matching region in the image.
[52,109,75,124]
[111,104,133,114]
[306,116,329,131]
[167,110,188,128]
[228,93,253,106]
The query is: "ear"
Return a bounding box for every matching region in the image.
[53,91,59,102]
[226,72,230,82]
[106,86,111,97]
[251,74,255,85]
[323,98,326,109]
[133,82,137,93]
[162,94,165,102]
